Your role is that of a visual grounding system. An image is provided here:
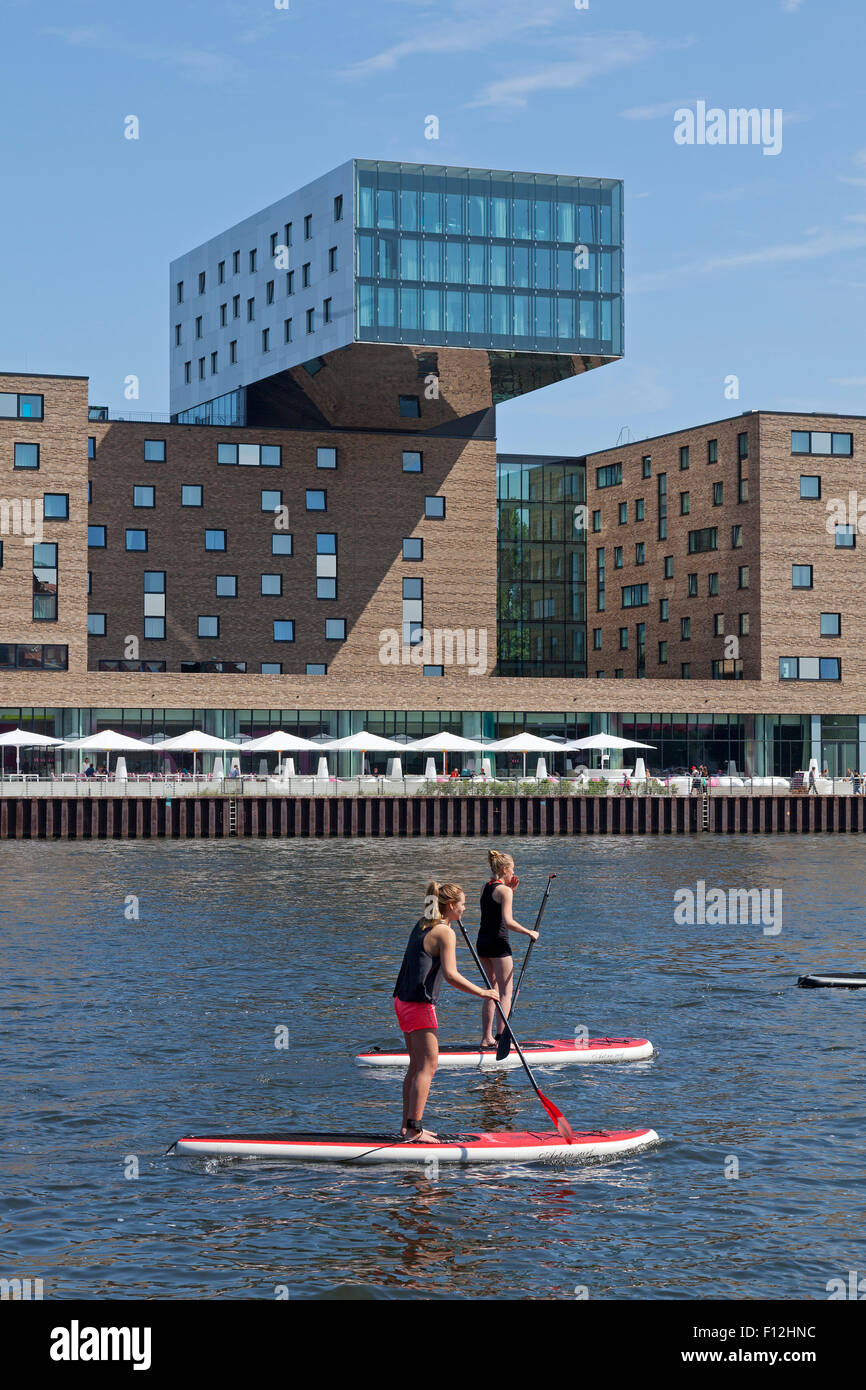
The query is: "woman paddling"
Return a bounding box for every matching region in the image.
[477,850,539,1048]
[394,881,499,1142]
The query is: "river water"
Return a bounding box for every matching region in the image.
[1,835,864,1300]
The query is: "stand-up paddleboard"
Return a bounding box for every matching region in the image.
[798,971,866,989]
[169,1127,660,1165]
[355,1036,655,1069]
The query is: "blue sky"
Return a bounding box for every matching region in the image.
[2,0,864,455]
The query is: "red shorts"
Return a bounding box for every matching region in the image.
[394,998,438,1033]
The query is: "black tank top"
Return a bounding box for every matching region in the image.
[477,881,508,952]
[393,919,443,1004]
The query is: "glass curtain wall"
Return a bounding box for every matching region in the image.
[497,456,587,676]
[355,161,623,358]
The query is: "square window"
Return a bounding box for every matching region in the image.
[272,534,293,555]
[791,430,810,454]
[143,593,164,617]
[87,614,106,635]
[399,395,421,418]
[144,571,165,593]
[306,489,326,511]
[403,577,423,600]
[216,575,237,597]
[792,564,813,588]
[144,617,165,640]
[133,485,154,508]
[402,451,423,473]
[274,620,295,641]
[198,616,219,638]
[218,443,238,465]
[261,574,282,595]
[403,538,423,560]
[205,529,226,551]
[182,485,203,507]
[261,489,282,512]
[316,533,337,554]
[317,447,337,469]
[820,612,841,636]
[43,493,69,519]
[317,578,337,599]
[325,619,345,640]
[144,440,166,462]
[835,524,856,549]
[88,525,106,548]
[260,445,281,467]
[820,657,841,680]
[800,476,821,499]
[425,496,445,519]
[126,529,148,551]
[14,442,39,469]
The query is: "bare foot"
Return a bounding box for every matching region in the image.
[480,1038,497,1049]
[404,1126,437,1142]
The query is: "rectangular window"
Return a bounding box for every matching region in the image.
[247,298,255,321]
[175,323,182,345]
[596,463,622,489]
[182,484,202,506]
[792,564,813,588]
[657,472,667,541]
[739,612,750,635]
[304,214,312,239]
[592,509,601,532]
[680,445,690,470]
[635,498,645,521]
[688,573,698,597]
[707,438,718,463]
[262,328,270,353]
[714,613,725,636]
[688,527,718,553]
[708,572,719,596]
[88,525,106,547]
[621,584,649,608]
[218,260,225,283]
[233,250,240,274]
[233,295,240,318]
[613,546,623,568]
[820,612,841,636]
[402,451,422,473]
[334,195,343,221]
[402,538,423,560]
[660,598,669,621]
[325,619,345,640]
[302,263,311,288]
[596,546,605,613]
[211,351,218,374]
[423,665,444,677]
[219,304,227,327]
[399,395,421,418]
[323,297,332,324]
[14,442,39,469]
[126,529,147,551]
[306,308,315,333]
[791,431,852,455]
[593,628,602,650]
[144,439,166,461]
[286,270,295,295]
[195,316,202,339]
[284,223,293,247]
[184,361,191,383]
[835,524,856,549]
[266,279,275,304]
[425,496,445,519]
[642,455,652,478]
[618,501,627,524]
[680,491,690,515]
[317,447,337,469]
[713,481,723,505]
[263,663,283,674]
[635,542,645,565]
[664,555,674,579]
[215,575,237,597]
[198,271,206,294]
[230,340,238,363]
[284,317,293,343]
[681,617,691,640]
[249,249,257,273]
[658,640,668,663]
[731,524,743,548]
[619,627,628,650]
[738,431,749,459]
[329,246,338,272]
[133,485,154,508]
[198,616,219,638]
[738,566,750,589]
[205,529,227,551]
[33,542,58,621]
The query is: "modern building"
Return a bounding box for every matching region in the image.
[3,159,866,777]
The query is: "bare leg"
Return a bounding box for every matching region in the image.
[402,1029,438,1139]
[480,957,497,1045]
[481,955,515,1045]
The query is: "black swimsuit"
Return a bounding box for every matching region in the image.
[394,919,443,1004]
[476,881,512,959]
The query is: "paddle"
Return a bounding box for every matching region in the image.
[496,873,557,1061]
[459,921,575,1143]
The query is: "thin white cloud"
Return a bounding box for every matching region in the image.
[781,0,806,11]
[44,25,244,83]
[343,4,558,78]
[631,229,866,292]
[469,31,673,110]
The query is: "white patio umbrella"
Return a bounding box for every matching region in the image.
[158,729,242,777]
[240,730,322,776]
[405,731,489,775]
[567,733,656,772]
[64,729,154,776]
[0,727,64,776]
[321,730,406,776]
[486,732,567,780]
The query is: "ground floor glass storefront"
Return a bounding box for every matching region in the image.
[2,708,866,779]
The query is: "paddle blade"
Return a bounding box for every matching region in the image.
[539,1090,576,1144]
[495,1030,512,1061]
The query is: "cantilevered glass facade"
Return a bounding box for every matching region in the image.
[497,455,587,677]
[355,161,623,360]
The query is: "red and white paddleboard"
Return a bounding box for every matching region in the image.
[355,1036,655,1069]
[170,1127,660,1165]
